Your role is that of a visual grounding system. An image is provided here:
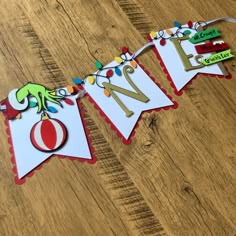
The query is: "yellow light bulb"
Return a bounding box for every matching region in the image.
[114,57,123,64]
[88,76,95,85]
[150,31,157,39]
[50,91,56,96]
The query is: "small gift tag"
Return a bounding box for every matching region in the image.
[149,21,231,95]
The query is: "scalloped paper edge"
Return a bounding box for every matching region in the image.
[83,47,178,145]
[148,35,232,96]
[4,99,96,185]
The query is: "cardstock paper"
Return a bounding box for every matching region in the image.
[188,27,221,43]
[5,88,95,184]
[201,49,234,65]
[84,51,177,144]
[149,23,229,95]
[195,42,228,54]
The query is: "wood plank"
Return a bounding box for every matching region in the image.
[0,0,235,235]
[0,1,165,235]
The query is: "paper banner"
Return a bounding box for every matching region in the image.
[149,22,231,95]
[188,27,221,43]
[3,86,95,184]
[195,42,228,54]
[84,48,177,144]
[201,49,234,65]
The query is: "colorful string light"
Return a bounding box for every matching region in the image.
[73,49,139,90]
[72,20,210,92]
[150,20,208,46]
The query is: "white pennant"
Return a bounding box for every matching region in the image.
[150,19,236,93]
[8,89,92,179]
[84,53,174,142]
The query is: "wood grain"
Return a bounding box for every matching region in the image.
[0,0,235,235]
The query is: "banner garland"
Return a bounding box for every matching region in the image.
[83,47,177,144]
[0,17,235,184]
[2,85,95,184]
[148,20,233,95]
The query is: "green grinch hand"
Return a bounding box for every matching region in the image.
[16,83,63,112]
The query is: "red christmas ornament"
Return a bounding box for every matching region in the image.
[30,113,67,152]
[106,69,113,78]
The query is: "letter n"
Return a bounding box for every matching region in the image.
[102,65,149,117]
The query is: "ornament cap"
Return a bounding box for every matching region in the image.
[41,112,49,121]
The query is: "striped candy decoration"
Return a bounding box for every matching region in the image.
[30,112,67,152]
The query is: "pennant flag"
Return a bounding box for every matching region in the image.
[84,49,177,144]
[5,87,95,184]
[149,22,230,95]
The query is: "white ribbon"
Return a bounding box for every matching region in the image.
[206,17,236,26]
[132,41,155,59]
[0,17,235,104]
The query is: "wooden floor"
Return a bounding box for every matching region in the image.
[0,0,235,235]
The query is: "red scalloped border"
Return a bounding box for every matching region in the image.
[147,35,232,96]
[84,47,178,145]
[4,99,96,185]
